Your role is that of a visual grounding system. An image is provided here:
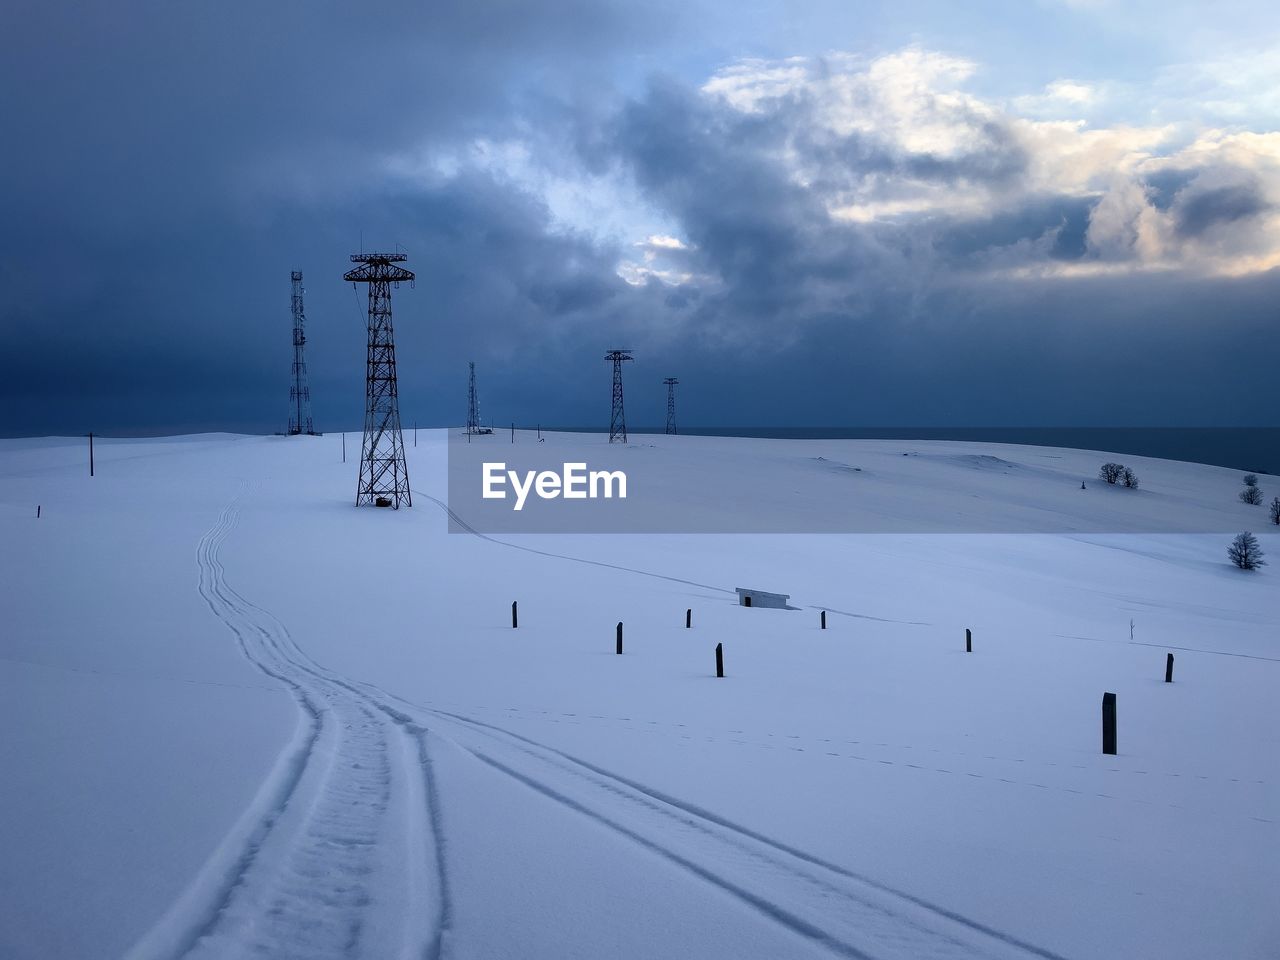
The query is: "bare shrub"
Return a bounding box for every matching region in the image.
[1228,531,1266,570]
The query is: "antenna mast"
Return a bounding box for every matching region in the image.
[465,362,493,435]
[287,271,315,436]
[345,252,414,508]
[467,362,479,433]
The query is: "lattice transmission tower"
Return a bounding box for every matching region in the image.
[345,252,414,508]
[606,349,633,443]
[287,271,315,436]
[663,377,678,435]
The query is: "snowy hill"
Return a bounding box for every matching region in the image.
[1,431,1277,960]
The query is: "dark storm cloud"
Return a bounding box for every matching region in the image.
[605,79,897,338]
[0,0,672,435]
[585,71,1280,424]
[1174,179,1271,237]
[2,3,1278,437]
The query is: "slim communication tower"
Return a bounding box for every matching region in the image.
[345,252,414,508]
[606,349,633,443]
[465,361,492,434]
[467,362,480,433]
[287,271,315,436]
[663,377,678,435]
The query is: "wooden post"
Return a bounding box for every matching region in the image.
[342,432,346,463]
[820,610,826,630]
[511,422,515,443]
[414,421,418,447]
[88,432,94,477]
[616,622,623,655]
[36,505,41,518]
[512,601,518,629]
[1165,653,1174,683]
[965,628,972,653]
[715,642,724,678]
[1102,692,1117,755]
[685,608,691,629]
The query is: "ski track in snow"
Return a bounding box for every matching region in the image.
[136,490,1076,960]
[129,495,451,960]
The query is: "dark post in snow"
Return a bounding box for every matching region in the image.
[616,621,623,655]
[414,421,417,447]
[715,642,724,678]
[965,628,972,653]
[342,432,346,463]
[511,422,515,444]
[821,610,827,630]
[512,601,518,629]
[1165,653,1174,683]
[685,608,692,629]
[1102,692,1117,755]
[37,505,41,518]
[88,432,94,477]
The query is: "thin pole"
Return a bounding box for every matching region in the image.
[414,421,417,447]
[89,432,94,477]
[1102,692,1117,755]
[342,432,346,463]
[511,422,515,443]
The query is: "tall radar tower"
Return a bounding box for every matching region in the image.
[345,252,414,508]
[606,349,633,443]
[287,271,315,436]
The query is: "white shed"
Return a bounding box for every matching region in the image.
[735,587,790,609]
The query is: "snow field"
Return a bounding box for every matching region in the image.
[1,432,1276,959]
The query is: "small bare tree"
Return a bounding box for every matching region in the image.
[1228,531,1266,570]
[1099,462,1125,484]
[1240,485,1264,505]
[1243,474,1259,488]
[1121,466,1139,489]
[1270,496,1280,525]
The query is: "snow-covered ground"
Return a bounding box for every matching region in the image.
[1,431,1276,960]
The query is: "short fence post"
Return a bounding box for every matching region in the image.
[37,505,41,518]
[1165,653,1174,683]
[616,621,623,655]
[88,432,95,477]
[965,628,972,653]
[685,608,691,629]
[715,642,724,678]
[1102,692,1117,755]
[820,610,826,630]
[512,601,518,629]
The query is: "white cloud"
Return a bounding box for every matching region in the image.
[695,48,1280,277]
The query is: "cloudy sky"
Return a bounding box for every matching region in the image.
[3,0,1278,434]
